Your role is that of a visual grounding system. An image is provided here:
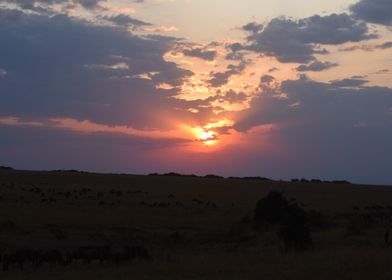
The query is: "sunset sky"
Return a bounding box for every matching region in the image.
[0,0,391,184]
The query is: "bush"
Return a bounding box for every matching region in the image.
[279,204,312,250]
[253,191,289,228]
[252,191,313,250]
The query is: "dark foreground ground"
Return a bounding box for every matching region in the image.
[0,170,392,279]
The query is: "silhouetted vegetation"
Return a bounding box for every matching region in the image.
[0,166,13,170]
[228,176,272,181]
[253,191,313,250]
[204,174,224,179]
[51,169,88,173]
[291,178,351,184]
[279,203,312,251]
[253,192,290,228]
[148,172,198,178]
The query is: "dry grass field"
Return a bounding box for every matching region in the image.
[1,169,392,279]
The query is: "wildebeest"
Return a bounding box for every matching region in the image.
[68,246,111,264]
[36,250,63,267]
[2,249,42,271]
[111,246,150,264]
[67,245,150,265]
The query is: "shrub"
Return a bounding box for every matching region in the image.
[279,204,312,250]
[253,191,289,228]
[252,191,313,250]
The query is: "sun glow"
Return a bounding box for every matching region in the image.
[193,127,218,146]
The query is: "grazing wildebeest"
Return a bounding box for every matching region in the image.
[113,246,150,263]
[36,250,63,267]
[2,249,42,271]
[69,246,111,264]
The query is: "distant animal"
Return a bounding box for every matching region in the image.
[385,228,390,245]
[2,249,42,271]
[69,246,111,264]
[36,250,63,267]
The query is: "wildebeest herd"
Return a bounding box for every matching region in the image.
[0,181,223,210]
[1,245,150,271]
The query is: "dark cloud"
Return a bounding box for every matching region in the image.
[235,75,392,132]
[339,41,392,52]
[0,9,218,130]
[350,0,392,26]
[377,41,392,49]
[0,124,188,174]
[339,44,374,52]
[223,90,247,103]
[230,76,392,184]
[205,90,247,104]
[260,75,275,84]
[208,61,247,87]
[297,61,338,72]
[268,67,279,73]
[329,77,368,88]
[243,14,377,63]
[0,0,106,10]
[102,14,152,28]
[375,69,390,74]
[183,47,217,61]
[225,43,245,61]
[242,22,263,33]
[74,0,103,9]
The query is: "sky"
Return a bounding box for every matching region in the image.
[0,0,391,184]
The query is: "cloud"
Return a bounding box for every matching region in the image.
[350,0,392,26]
[228,75,392,183]
[0,0,106,10]
[143,25,179,32]
[268,67,279,73]
[242,22,263,33]
[340,41,392,52]
[296,61,338,72]
[0,9,218,131]
[329,77,368,88]
[74,0,104,9]
[375,69,391,74]
[102,14,152,28]
[0,116,189,140]
[260,75,275,84]
[0,124,189,174]
[377,41,392,49]
[205,90,247,105]
[208,61,247,87]
[339,44,375,52]
[225,42,246,61]
[183,47,217,61]
[235,75,392,132]
[242,13,377,63]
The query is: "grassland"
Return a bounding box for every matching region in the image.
[0,170,392,279]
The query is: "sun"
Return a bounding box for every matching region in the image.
[193,127,218,146]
